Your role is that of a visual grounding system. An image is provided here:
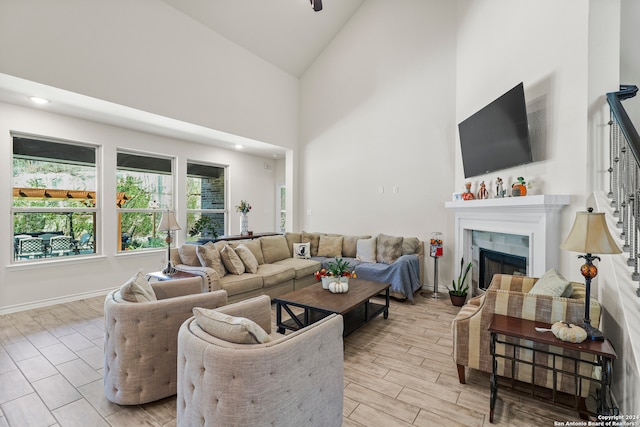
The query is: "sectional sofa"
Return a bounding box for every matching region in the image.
[169,232,424,303]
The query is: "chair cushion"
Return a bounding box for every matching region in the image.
[317,235,343,258]
[235,244,259,274]
[376,234,403,264]
[193,307,271,344]
[293,242,311,259]
[528,269,573,297]
[260,235,291,263]
[116,272,156,302]
[197,243,226,277]
[356,237,377,262]
[220,245,245,275]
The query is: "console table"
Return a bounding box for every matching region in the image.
[488,314,617,423]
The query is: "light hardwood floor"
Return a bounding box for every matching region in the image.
[0,291,589,426]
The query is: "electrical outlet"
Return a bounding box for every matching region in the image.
[392,186,399,194]
[306,209,312,216]
[378,186,384,194]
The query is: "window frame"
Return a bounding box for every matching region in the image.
[11,133,100,263]
[116,149,175,253]
[186,161,228,242]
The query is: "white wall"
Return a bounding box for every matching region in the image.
[0,0,298,149]
[0,101,278,311]
[299,0,458,284]
[620,0,640,125]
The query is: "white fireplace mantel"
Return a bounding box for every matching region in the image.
[445,195,571,284]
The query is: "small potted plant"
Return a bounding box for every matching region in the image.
[448,258,472,306]
[189,216,219,243]
[315,258,356,290]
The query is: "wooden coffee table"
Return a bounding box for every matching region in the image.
[273,278,390,337]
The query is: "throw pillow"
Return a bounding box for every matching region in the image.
[116,271,157,303]
[342,235,371,258]
[293,242,311,259]
[317,235,344,258]
[193,307,272,344]
[301,231,322,256]
[529,269,573,297]
[356,237,377,262]
[220,245,245,275]
[178,244,200,266]
[402,237,420,255]
[197,243,226,277]
[235,244,259,274]
[376,234,403,264]
[236,239,265,265]
[260,235,291,263]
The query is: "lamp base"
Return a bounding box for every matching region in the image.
[582,321,605,341]
[162,261,177,276]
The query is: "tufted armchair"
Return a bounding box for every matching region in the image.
[104,279,227,405]
[176,295,344,427]
[452,274,601,399]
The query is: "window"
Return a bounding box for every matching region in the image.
[12,136,98,262]
[116,151,173,251]
[186,162,226,242]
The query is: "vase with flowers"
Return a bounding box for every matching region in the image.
[314,258,357,292]
[235,200,252,236]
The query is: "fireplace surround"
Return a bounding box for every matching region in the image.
[445,194,571,295]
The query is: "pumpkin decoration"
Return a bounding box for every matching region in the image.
[329,280,349,294]
[551,321,587,343]
[511,176,527,197]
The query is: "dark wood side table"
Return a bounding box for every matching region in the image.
[488,314,618,423]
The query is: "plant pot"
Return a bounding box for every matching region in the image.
[449,292,468,307]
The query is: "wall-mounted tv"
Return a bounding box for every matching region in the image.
[458,82,532,178]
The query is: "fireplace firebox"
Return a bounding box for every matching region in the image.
[479,248,527,291]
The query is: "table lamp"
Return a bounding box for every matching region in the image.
[158,210,181,275]
[560,207,621,340]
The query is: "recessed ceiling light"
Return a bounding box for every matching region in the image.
[235,144,244,150]
[29,96,50,105]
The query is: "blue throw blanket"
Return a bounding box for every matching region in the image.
[314,255,421,302]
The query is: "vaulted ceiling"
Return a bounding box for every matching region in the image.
[160,0,365,77]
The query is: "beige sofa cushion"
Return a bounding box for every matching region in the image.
[273,258,322,279]
[197,243,226,277]
[220,245,245,275]
[256,263,295,288]
[376,234,403,264]
[193,307,271,344]
[116,272,157,302]
[317,235,343,257]
[301,231,322,256]
[235,244,259,274]
[343,235,371,258]
[261,235,291,264]
[219,274,263,297]
[230,239,265,265]
[356,237,377,262]
[178,244,200,267]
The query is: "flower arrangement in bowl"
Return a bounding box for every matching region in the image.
[235,200,252,214]
[315,258,356,292]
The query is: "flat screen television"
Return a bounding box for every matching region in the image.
[458,82,532,178]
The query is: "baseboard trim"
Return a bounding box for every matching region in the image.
[0,288,111,315]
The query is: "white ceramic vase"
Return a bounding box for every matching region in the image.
[240,213,248,236]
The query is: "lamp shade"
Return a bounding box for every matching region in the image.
[560,209,622,254]
[158,211,181,232]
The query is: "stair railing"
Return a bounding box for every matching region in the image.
[607,84,640,295]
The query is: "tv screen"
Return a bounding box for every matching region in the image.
[458,82,532,178]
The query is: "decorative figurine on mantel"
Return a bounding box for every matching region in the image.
[512,176,527,197]
[462,181,475,200]
[496,177,506,198]
[477,181,488,199]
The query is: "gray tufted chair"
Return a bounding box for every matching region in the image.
[176,295,344,427]
[104,279,227,405]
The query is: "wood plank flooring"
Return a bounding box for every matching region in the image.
[0,291,589,426]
